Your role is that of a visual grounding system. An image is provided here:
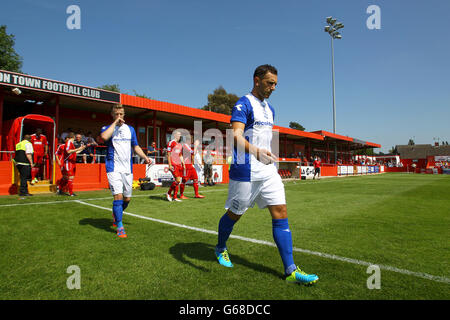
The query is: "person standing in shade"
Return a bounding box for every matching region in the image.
[203,149,214,186]
[30,128,48,183]
[14,134,34,196]
[193,139,204,185]
[147,141,159,164]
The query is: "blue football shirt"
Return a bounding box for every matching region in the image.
[229,93,278,182]
[100,124,138,174]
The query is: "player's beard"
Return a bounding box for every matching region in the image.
[264,88,274,99]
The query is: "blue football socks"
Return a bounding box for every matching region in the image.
[216,213,236,252]
[113,200,124,229]
[272,218,297,275]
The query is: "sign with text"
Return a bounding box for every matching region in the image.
[146,164,223,186]
[300,166,315,180]
[0,70,120,103]
[347,166,353,175]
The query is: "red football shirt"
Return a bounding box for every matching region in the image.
[64,140,77,164]
[167,140,183,165]
[30,134,48,155]
[55,144,65,163]
[313,160,321,168]
[182,143,194,167]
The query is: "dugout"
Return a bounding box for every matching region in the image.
[3,114,56,188]
[0,69,381,194]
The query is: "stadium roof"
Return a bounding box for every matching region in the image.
[397,144,450,159]
[121,94,325,141]
[311,130,381,149]
[0,70,379,148]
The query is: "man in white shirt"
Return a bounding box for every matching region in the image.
[101,104,151,238]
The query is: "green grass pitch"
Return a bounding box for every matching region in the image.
[0,173,449,300]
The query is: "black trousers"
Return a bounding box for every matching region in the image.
[16,164,31,195]
[204,164,212,180]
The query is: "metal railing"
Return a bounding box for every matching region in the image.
[0,151,15,161]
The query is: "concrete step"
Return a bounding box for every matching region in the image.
[28,180,57,194]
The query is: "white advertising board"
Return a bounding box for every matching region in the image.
[300,166,315,179]
[347,166,353,175]
[145,164,223,185]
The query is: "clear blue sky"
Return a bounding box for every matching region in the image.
[2,0,449,152]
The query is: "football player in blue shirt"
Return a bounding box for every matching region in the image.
[101,104,151,238]
[214,65,319,285]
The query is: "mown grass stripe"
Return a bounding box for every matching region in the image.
[75,200,450,285]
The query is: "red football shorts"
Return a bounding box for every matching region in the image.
[170,165,184,179]
[62,162,76,176]
[33,153,45,165]
[183,165,198,181]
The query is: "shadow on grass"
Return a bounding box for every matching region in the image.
[169,242,283,279]
[79,218,128,234]
[148,195,169,201]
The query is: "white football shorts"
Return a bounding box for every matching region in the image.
[225,173,286,215]
[107,172,133,197]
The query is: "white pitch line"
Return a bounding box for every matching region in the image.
[0,178,362,209]
[75,200,450,285]
[0,188,228,208]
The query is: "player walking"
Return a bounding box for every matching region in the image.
[214,65,319,285]
[55,137,69,194]
[30,128,48,183]
[313,157,321,180]
[101,104,151,238]
[166,130,184,202]
[193,139,204,184]
[179,136,205,199]
[58,132,85,196]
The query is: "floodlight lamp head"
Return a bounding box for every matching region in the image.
[335,34,342,39]
[330,18,337,25]
[326,16,333,24]
[324,26,331,32]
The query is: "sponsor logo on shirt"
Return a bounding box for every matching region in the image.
[254,121,273,127]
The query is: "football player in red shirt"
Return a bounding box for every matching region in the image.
[58,132,86,196]
[179,136,205,199]
[166,130,184,202]
[313,156,321,180]
[30,128,48,182]
[55,136,69,194]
